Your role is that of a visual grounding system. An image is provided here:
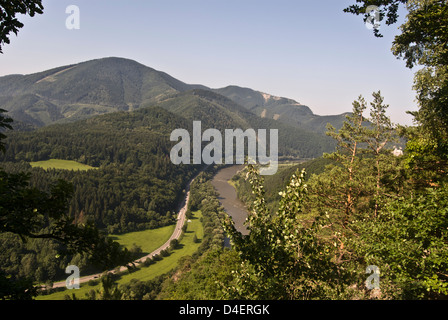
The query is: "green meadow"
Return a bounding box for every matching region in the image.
[37,210,203,300]
[110,224,175,256]
[30,159,98,171]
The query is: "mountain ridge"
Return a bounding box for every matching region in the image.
[0,57,347,135]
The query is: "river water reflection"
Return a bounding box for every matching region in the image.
[211,165,249,236]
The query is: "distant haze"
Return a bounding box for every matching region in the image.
[0,0,417,125]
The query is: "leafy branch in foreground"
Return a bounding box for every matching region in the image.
[0,0,44,53]
[345,1,448,160]
[343,0,408,37]
[223,165,355,299]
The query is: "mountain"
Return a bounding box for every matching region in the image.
[212,85,348,134]
[0,57,350,157]
[0,57,347,132]
[0,57,206,127]
[148,89,335,158]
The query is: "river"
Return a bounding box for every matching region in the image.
[211,165,249,236]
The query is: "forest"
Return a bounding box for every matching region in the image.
[155,90,448,300]
[59,166,228,300]
[0,106,202,296]
[0,0,447,301]
[0,106,201,233]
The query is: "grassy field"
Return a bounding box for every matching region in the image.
[110,224,175,256]
[30,159,98,171]
[37,210,203,300]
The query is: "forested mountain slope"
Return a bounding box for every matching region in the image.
[0,57,346,138]
[0,106,201,234]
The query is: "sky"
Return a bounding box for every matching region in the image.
[0,0,418,125]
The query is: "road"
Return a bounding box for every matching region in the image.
[48,172,196,290]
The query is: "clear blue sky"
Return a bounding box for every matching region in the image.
[0,0,417,125]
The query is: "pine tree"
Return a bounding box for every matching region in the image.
[320,95,369,225]
[363,91,396,216]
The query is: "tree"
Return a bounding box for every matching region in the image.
[170,238,180,249]
[345,1,448,161]
[344,0,408,38]
[308,92,398,267]
[0,109,13,152]
[393,0,448,160]
[0,118,134,299]
[363,91,396,215]
[343,3,448,298]
[0,0,44,53]
[223,165,354,299]
[75,272,122,300]
[352,183,448,299]
[323,96,369,225]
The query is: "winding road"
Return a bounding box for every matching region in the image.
[48,172,196,290]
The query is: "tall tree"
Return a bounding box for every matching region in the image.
[322,95,369,225]
[0,118,134,299]
[363,91,396,216]
[345,0,448,161]
[307,92,398,269]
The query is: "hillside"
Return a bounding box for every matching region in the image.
[0,57,206,127]
[150,89,336,158]
[213,85,348,134]
[0,57,347,137]
[0,106,201,233]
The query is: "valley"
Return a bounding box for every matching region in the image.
[211,165,249,236]
[37,171,202,300]
[0,57,347,300]
[1,54,445,302]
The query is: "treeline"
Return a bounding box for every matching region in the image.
[0,106,200,290]
[60,166,228,300]
[0,106,200,234]
[0,229,143,288]
[1,162,186,234]
[142,92,448,300]
[155,89,336,159]
[245,116,336,158]
[232,157,334,215]
[1,106,191,167]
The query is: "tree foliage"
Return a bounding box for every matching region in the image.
[0,117,135,299]
[0,107,199,234]
[0,108,12,152]
[394,0,448,159]
[220,91,447,300]
[352,184,448,298]
[0,0,44,53]
[344,0,408,37]
[345,0,448,161]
